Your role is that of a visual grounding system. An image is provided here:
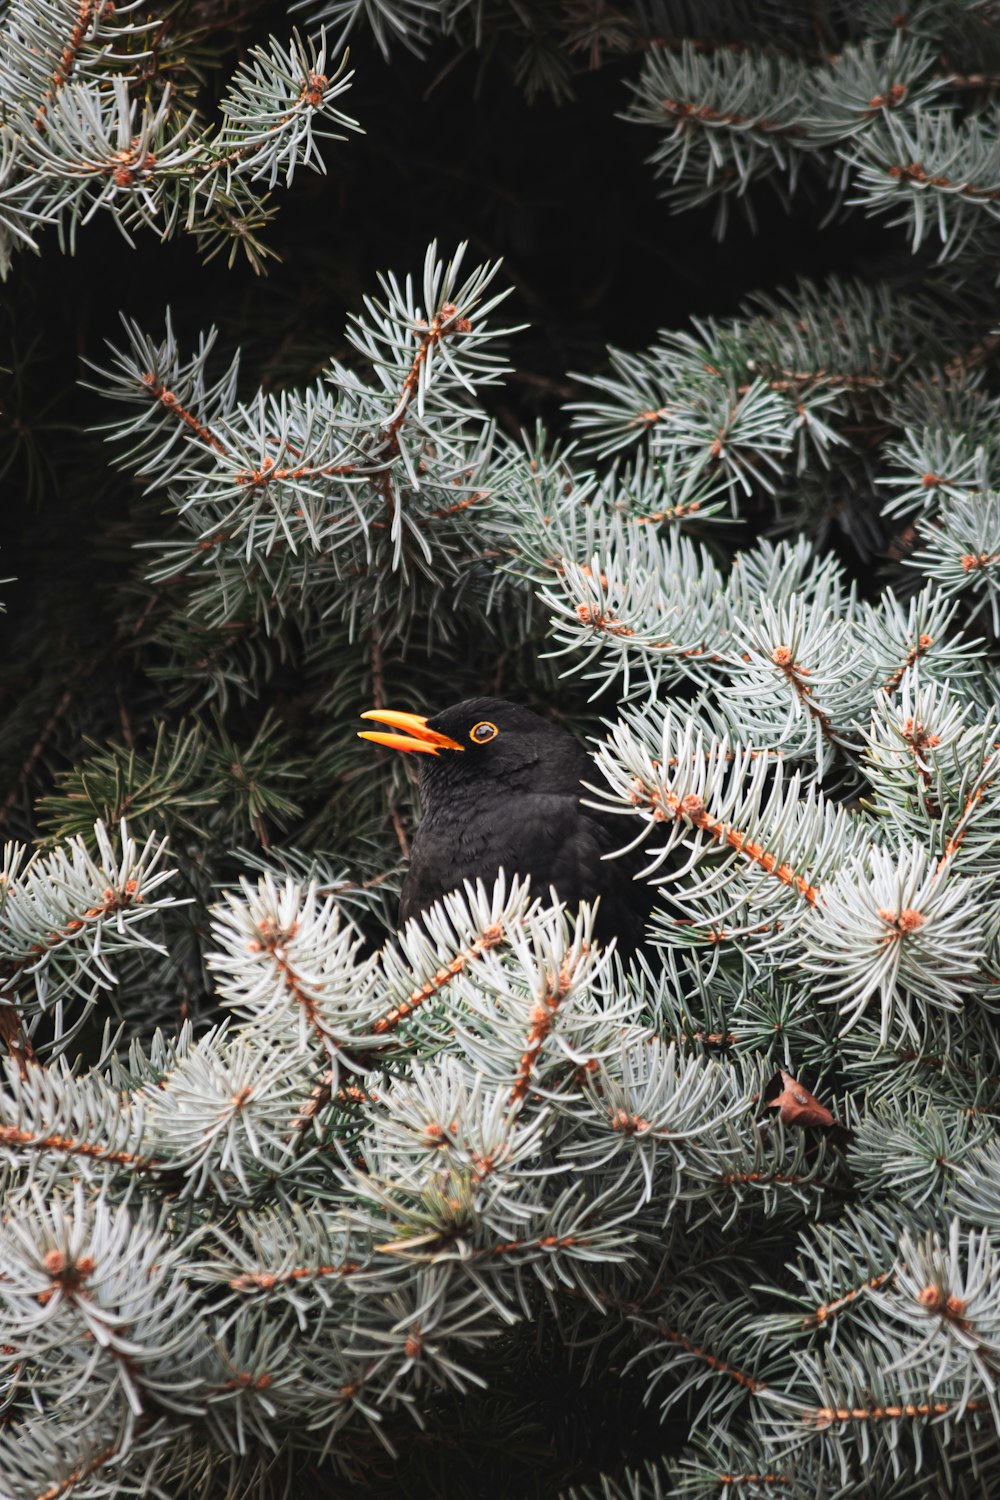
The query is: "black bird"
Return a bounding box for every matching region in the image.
[359,696,653,957]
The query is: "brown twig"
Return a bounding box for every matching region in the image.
[510,958,576,1103]
[630,784,820,906]
[882,634,934,695]
[33,1438,125,1500]
[653,1320,767,1393]
[770,645,839,749]
[805,1397,987,1429]
[0,687,74,828]
[33,0,112,131]
[372,922,506,1037]
[0,1123,160,1172]
[139,374,228,454]
[802,1271,895,1330]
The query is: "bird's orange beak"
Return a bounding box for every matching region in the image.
[358,709,465,756]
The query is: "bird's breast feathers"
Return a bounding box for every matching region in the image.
[401,789,601,918]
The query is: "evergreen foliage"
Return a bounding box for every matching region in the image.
[5,3,1000,1497]
[0,0,358,273]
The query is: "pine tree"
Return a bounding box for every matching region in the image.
[5,3,1000,1497]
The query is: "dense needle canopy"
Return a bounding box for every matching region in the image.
[360,697,654,956]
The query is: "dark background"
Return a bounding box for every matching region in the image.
[0,17,898,636]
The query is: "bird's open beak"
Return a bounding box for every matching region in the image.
[358,709,465,756]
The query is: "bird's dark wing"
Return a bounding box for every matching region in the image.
[400,789,653,958]
[581,803,656,959]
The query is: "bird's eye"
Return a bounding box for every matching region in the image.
[470,721,498,744]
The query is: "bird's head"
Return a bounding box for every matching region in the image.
[359,696,584,798]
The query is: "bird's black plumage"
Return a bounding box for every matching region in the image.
[387,697,654,957]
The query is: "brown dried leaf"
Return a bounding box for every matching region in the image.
[768,1068,836,1129]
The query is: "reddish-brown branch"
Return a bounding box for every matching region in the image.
[806,1397,986,1428]
[490,1232,581,1258]
[630,783,820,905]
[654,1320,767,1393]
[33,0,112,131]
[770,645,838,747]
[629,406,672,430]
[287,1072,381,1135]
[0,881,143,1071]
[0,1005,34,1077]
[0,1123,158,1171]
[217,1369,273,1392]
[625,368,884,443]
[718,1476,790,1489]
[190,72,331,178]
[659,98,803,137]
[251,918,337,1052]
[867,83,908,110]
[737,369,887,396]
[947,72,1000,89]
[573,603,720,663]
[229,1260,358,1291]
[372,922,507,1036]
[899,714,941,818]
[938,771,993,867]
[37,69,333,192]
[383,303,472,444]
[945,331,1000,380]
[717,1169,814,1187]
[915,1282,972,1327]
[609,1108,652,1134]
[883,633,934,695]
[370,304,474,529]
[337,1084,380,1105]
[34,1439,124,1500]
[426,489,491,519]
[194,530,233,553]
[801,1271,895,1329]
[912,1284,1000,1382]
[326,870,399,897]
[233,456,359,487]
[139,374,228,454]
[36,1246,97,1307]
[887,161,1000,202]
[9,882,144,963]
[90,73,332,190]
[634,499,704,524]
[701,920,779,945]
[510,959,577,1104]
